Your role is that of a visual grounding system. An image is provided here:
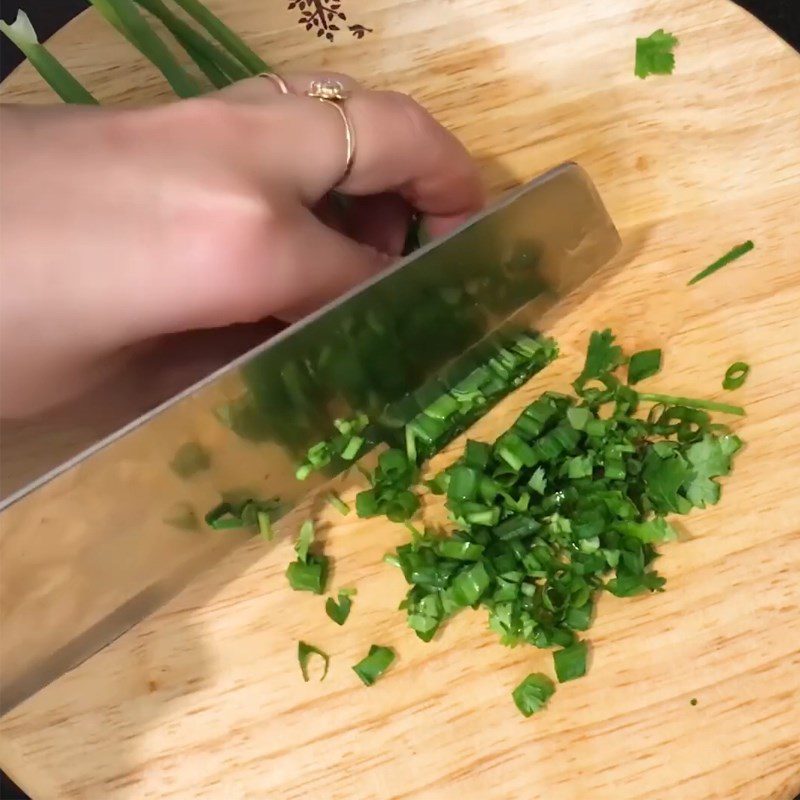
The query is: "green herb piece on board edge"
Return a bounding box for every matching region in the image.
[635,29,679,79]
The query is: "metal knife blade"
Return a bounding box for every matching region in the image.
[0,162,620,713]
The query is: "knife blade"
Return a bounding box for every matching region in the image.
[0,162,620,713]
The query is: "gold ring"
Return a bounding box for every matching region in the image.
[258,71,290,94]
[306,79,355,187]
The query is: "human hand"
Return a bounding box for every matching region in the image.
[0,72,484,416]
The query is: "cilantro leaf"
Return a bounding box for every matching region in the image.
[627,349,662,385]
[684,434,742,508]
[643,449,693,513]
[617,517,678,544]
[635,29,679,79]
[512,673,556,717]
[573,329,625,391]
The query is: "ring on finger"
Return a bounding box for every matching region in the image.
[306,78,356,188]
[257,71,290,94]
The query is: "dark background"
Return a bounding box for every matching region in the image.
[0,1,797,798]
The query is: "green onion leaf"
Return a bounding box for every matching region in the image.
[0,11,99,104]
[638,393,745,416]
[352,645,396,686]
[171,0,268,74]
[297,641,329,682]
[88,0,201,97]
[687,240,754,285]
[295,520,315,562]
[133,0,249,85]
[722,361,750,391]
[512,673,556,717]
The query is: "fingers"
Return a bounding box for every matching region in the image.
[225,206,391,323]
[220,74,485,236]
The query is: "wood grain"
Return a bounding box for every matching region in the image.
[1,0,799,798]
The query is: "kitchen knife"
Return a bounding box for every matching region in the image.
[0,162,620,713]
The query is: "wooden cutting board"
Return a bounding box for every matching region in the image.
[1,0,799,798]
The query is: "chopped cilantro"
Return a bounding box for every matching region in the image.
[627,349,662,385]
[512,673,556,717]
[635,29,679,79]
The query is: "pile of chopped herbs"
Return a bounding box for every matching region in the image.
[387,329,743,711]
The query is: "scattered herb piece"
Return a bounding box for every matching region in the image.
[635,28,679,79]
[297,641,330,682]
[352,645,396,686]
[169,442,211,478]
[326,588,356,625]
[690,697,698,706]
[722,362,750,391]
[687,240,754,285]
[286,520,329,594]
[638,393,745,416]
[512,673,556,717]
[326,491,350,515]
[627,349,662,385]
[553,641,588,683]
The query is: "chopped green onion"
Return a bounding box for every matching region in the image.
[286,557,328,594]
[722,361,750,391]
[326,491,350,515]
[627,349,662,385]
[295,520,314,562]
[256,510,273,541]
[352,645,396,686]
[341,436,364,461]
[512,673,555,717]
[553,640,588,683]
[325,589,355,625]
[297,641,329,682]
[204,502,243,530]
[687,240,754,285]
